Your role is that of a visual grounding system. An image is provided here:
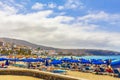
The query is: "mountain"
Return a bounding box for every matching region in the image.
[0,38,55,50]
[55,49,120,56]
[0,37,120,56]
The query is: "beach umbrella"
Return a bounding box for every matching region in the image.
[91,59,106,65]
[105,59,112,65]
[61,58,71,62]
[0,58,8,61]
[45,57,51,60]
[37,58,45,62]
[91,59,99,62]
[80,59,91,64]
[111,59,120,68]
[45,60,49,66]
[21,58,38,62]
[50,60,62,65]
[9,58,20,62]
[5,60,9,65]
[69,59,80,63]
[92,61,106,65]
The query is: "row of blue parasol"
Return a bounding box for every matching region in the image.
[0,58,108,64]
[111,59,120,68]
[0,57,120,68]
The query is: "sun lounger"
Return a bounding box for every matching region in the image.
[12,64,27,68]
[0,65,8,68]
[113,69,120,78]
[52,69,67,74]
[96,68,108,75]
[80,67,93,73]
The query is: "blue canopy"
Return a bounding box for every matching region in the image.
[91,59,106,65]
[0,58,8,61]
[50,60,62,65]
[21,58,38,62]
[9,58,20,62]
[111,59,120,68]
[45,57,51,60]
[91,59,100,62]
[61,58,71,62]
[80,59,91,64]
[69,59,80,63]
[37,58,45,62]
[92,61,106,65]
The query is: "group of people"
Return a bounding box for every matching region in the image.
[25,59,114,74]
[0,62,8,68]
[27,62,56,72]
[5,57,119,77]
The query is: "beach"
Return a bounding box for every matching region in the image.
[0,56,119,80]
[0,75,41,80]
[67,70,120,80]
[7,66,120,80]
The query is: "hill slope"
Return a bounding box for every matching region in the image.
[0,38,120,55]
[0,38,55,50]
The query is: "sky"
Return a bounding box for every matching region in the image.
[0,0,120,51]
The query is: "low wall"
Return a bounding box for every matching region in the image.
[0,69,85,80]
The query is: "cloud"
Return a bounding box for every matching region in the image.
[58,0,85,10]
[0,1,17,14]
[48,3,57,8]
[77,11,120,33]
[0,0,28,14]
[0,0,120,51]
[32,2,45,10]
[58,6,64,10]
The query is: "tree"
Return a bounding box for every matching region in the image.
[37,47,41,50]
[45,51,49,56]
[58,52,63,55]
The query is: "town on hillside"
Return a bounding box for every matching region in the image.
[0,39,57,57]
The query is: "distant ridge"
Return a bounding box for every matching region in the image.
[0,38,55,50]
[0,37,120,56]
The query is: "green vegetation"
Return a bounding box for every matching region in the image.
[0,48,32,56]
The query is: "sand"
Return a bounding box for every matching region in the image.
[3,66,120,80]
[67,70,120,80]
[0,75,41,80]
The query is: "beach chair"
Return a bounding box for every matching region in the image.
[39,66,47,71]
[0,65,8,68]
[113,69,120,78]
[96,68,108,75]
[52,69,67,75]
[81,67,92,73]
[36,65,40,69]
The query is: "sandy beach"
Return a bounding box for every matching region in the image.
[7,66,120,80]
[0,75,41,80]
[67,70,120,80]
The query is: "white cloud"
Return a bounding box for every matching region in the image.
[78,11,120,26]
[0,1,18,15]
[0,1,120,51]
[0,0,28,14]
[48,3,57,8]
[58,6,64,10]
[32,2,45,10]
[58,0,85,10]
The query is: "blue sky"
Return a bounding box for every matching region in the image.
[14,0,120,16]
[0,0,120,51]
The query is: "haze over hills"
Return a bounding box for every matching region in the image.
[0,38,120,56]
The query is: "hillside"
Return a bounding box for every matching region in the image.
[0,38,55,50]
[0,38,120,56]
[55,49,120,56]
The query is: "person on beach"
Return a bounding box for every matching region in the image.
[106,65,113,73]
